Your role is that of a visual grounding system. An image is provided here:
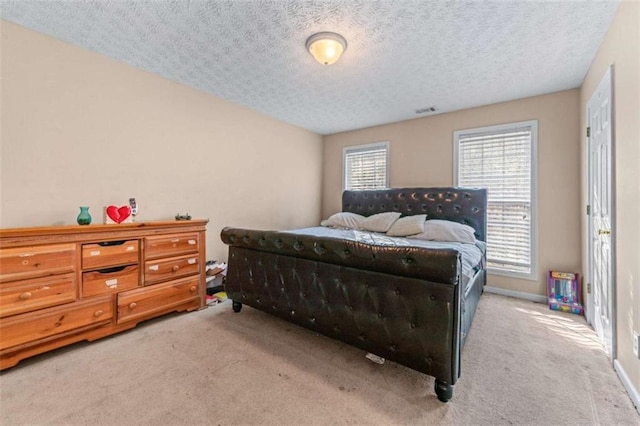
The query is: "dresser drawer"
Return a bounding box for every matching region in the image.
[0,244,75,283]
[82,240,139,270]
[0,273,77,318]
[145,234,199,260]
[145,254,200,285]
[117,276,199,324]
[82,265,139,298]
[0,296,113,351]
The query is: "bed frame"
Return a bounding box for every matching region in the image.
[220,187,487,402]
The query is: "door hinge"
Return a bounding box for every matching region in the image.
[587,282,591,294]
[586,126,591,137]
[586,205,591,215]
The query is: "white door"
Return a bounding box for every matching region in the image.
[587,66,613,356]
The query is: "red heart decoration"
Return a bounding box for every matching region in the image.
[106,205,132,224]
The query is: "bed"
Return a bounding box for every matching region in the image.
[220,187,487,402]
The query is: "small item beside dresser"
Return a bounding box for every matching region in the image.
[0,220,208,370]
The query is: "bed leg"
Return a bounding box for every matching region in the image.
[232,301,242,313]
[434,379,453,402]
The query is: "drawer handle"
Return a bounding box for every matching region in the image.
[97,240,127,247]
[19,292,32,300]
[129,302,137,309]
[94,309,104,317]
[172,265,180,272]
[190,286,197,292]
[95,265,127,274]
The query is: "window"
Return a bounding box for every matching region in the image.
[454,121,537,279]
[343,142,389,191]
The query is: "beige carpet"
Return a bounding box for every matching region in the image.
[1,293,638,425]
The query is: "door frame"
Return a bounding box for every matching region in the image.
[585,64,616,360]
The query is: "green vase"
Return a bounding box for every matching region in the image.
[77,206,92,225]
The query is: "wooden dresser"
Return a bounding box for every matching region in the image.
[0,220,208,370]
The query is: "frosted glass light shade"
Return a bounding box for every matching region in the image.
[306,32,347,65]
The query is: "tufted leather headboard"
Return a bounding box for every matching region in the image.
[342,187,487,242]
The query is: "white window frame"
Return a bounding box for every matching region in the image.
[342,141,390,191]
[454,120,538,281]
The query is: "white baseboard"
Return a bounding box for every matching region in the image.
[614,359,640,414]
[484,286,547,303]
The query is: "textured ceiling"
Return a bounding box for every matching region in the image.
[0,0,620,135]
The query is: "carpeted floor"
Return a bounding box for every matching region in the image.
[0,293,638,425]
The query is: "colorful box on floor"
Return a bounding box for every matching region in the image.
[547,271,583,315]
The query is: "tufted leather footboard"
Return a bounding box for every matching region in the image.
[221,228,469,402]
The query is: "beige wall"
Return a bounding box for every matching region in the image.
[0,21,323,263]
[323,90,581,297]
[580,0,640,403]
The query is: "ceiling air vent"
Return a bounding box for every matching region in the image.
[415,106,438,114]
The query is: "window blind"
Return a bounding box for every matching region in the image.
[456,125,535,275]
[344,143,389,190]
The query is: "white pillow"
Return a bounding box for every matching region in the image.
[409,219,476,244]
[321,212,365,230]
[386,214,427,237]
[359,212,402,233]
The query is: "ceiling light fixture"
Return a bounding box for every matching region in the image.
[306,32,347,65]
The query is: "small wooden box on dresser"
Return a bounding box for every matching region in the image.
[0,220,208,370]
